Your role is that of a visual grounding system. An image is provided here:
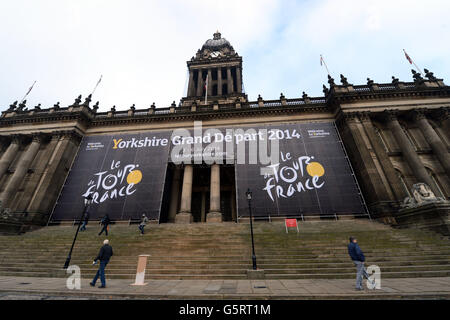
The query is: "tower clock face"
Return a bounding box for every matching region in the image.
[210,51,221,57]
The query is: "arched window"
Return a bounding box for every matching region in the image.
[374,126,389,152]
[395,169,411,197]
[426,168,445,198]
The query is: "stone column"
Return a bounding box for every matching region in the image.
[236,66,242,93]
[436,107,449,139]
[217,67,223,95]
[0,133,43,207]
[26,131,82,216]
[359,112,408,201]
[15,133,60,212]
[338,112,392,216]
[384,110,441,196]
[187,70,195,96]
[167,167,182,223]
[227,67,233,94]
[0,136,8,159]
[176,164,193,223]
[0,135,22,181]
[207,69,213,97]
[207,163,222,222]
[412,109,450,178]
[196,69,203,97]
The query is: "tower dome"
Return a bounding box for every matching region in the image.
[201,31,232,51]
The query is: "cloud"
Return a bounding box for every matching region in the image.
[243,0,450,100]
[0,0,279,112]
[0,0,448,113]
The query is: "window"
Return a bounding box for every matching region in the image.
[401,124,418,151]
[374,126,389,152]
[426,168,445,198]
[395,169,411,197]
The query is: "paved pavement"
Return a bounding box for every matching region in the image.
[0,276,449,299]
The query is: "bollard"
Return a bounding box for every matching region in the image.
[131,254,150,286]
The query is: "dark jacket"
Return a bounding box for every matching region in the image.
[83,212,90,223]
[348,242,365,262]
[95,244,113,262]
[101,215,110,226]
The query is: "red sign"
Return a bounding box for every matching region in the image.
[285,219,298,228]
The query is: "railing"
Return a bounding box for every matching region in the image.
[353,86,371,92]
[2,79,436,120]
[237,213,371,223]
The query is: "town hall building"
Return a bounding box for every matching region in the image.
[0,32,449,233]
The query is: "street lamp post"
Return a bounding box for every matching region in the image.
[63,194,93,269]
[246,188,257,270]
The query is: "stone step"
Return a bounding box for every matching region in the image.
[1,220,449,280]
[1,250,449,260]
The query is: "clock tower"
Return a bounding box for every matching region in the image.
[181,31,247,106]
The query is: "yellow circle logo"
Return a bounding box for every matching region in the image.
[127,170,143,184]
[306,162,325,177]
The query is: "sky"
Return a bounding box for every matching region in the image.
[0,0,449,113]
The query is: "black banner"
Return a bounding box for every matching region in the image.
[52,131,171,220]
[235,122,365,217]
[52,121,364,221]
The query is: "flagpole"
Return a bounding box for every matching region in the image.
[20,80,36,103]
[91,75,103,96]
[403,49,423,76]
[320,55,331,77]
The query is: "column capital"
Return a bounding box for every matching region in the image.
[342,111,360,123]
[30,132,50,144]
[9,134,25,145]
[409,108,427,121]
[435,106,449,123]
[60,130,83,143]
[50,131,64,141]
[382,109,400,122]
[358,111,372,122]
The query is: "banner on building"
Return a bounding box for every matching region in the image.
[51,131,171,221]
[234,122,365,217]
[52,121,365,221]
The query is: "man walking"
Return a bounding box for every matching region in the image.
[90,239,113,288]
[138,213,149,235]
[98,214,110,236]
[348,236,373,290]
[80,210,89,231]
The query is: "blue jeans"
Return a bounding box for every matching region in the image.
[139,225,145,234]
[354,261,369,289]
[80,221,87,231]
[92,261,108,287]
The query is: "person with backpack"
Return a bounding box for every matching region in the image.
[98,214,110,236]
[138,213,149,235]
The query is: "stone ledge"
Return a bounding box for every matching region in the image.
[396,202,450,236]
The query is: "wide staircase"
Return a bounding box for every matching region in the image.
[0,219,449,280]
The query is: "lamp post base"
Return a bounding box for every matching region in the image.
[63,256,71,269]
[247,269,265,279]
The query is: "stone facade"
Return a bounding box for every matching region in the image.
[0,33,449,229]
